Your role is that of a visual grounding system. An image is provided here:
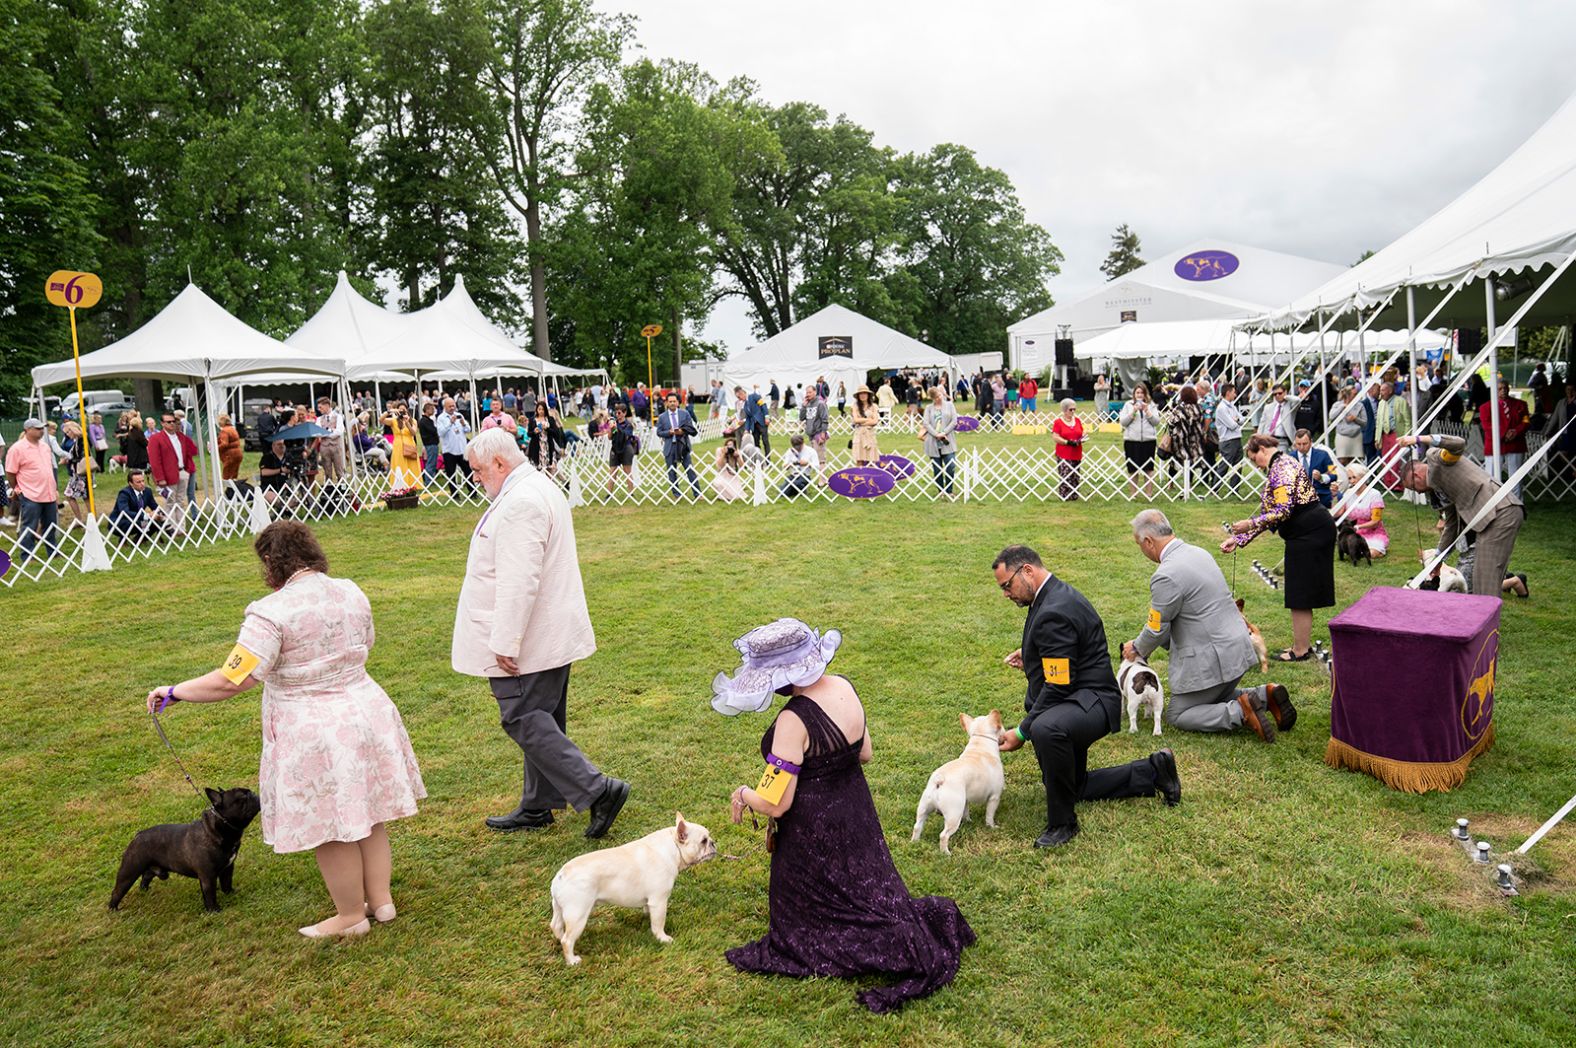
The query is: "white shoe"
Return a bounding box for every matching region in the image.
[298,917,372,939]
[365,902,397,923]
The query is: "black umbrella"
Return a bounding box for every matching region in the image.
[271,422,331,442]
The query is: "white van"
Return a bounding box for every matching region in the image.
[59,390,136,421]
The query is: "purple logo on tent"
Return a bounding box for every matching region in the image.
[0,550,9,578]
[827,467,895,499]
[1174,251,1239,282]
[876,454,916,479]
[955,415,981,432]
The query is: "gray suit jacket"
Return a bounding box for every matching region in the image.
[1428,434,1522,549]
[1132,539,1258,694]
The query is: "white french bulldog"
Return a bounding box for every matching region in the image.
[911,711,1005,855]
[1420,549,1468,593]
[1117,655,1165,736]
[549,813,716,966]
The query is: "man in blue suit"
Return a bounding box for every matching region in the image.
[1292,429,1339,508]
[656,393,701,499]
[109,469,164,539]
[742,386,771,458]
[1360,381,1380,464]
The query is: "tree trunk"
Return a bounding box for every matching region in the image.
[526,196,550,361]
[671,305,682,382]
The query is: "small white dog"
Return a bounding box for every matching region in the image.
[1117,655,1165,736]
[911,711,1005,855]
[549,813,716,966]
[1420,549,1468,593]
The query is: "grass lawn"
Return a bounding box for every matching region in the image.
[4,497,1575,1047]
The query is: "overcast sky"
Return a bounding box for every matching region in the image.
[613,0,1576,353]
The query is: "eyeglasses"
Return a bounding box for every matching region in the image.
[998,564,1028,592]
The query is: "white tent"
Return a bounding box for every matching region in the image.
[721,303,954,392]
[1074,317,1450,362]
[1008,240,1345,371]
[1262,90,1576,331]
[32,283,343,387]
[285,270,412,361]
[346,277,541,382]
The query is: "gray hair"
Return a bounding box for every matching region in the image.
[1060,398,1077,410]
[466,426,524,468]
[1130,508,1174,541]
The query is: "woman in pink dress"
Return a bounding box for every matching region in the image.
[1336,463,1389,556]
[144,521,425,939]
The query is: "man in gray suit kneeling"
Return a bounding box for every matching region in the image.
[1120,510,1297,743]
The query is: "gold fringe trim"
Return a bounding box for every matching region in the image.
[1323,725,1495,794]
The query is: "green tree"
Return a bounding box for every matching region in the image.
[885,144,1061,357]
[1099,223,1144,280]
[468,0,632,360]
[363,0,526,323]
[0,0,104,408]
[710,96,896,337]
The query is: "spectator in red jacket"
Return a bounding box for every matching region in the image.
[1480,381,1530,497]
[147,412,199,534]
[1018,375,1040,414]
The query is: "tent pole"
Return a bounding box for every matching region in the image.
[203,369,222,510]
[1406,287,1419,439]
[1485,279,1502,481]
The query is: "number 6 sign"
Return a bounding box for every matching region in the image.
[45,270,103,309]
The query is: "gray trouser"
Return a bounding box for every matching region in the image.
[1165,677,1268,733]
[1468,506,1524,597]
[489,665,606,812]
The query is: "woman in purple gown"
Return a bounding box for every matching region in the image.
[715,619,975,1013]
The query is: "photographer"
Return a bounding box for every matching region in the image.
[259,438,291,502]
[382,403,422,489]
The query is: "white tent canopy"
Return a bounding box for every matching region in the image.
[1073,317,1450,362]
[721,303,954,392]
[1008,240,1345,371]
[31,283,343,388]
[343,277,541,381]
[285,270,412,361]
[1263,90,1576,330]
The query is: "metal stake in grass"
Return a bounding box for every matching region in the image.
[1495,864,1519,897]
[1474,840,1493,864]
[1451,818,1471,842]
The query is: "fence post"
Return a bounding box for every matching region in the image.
[567,453,583,508]
[752,463,768,505]
[963,449,974,502]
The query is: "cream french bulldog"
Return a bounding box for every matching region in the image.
[911,711,1005,855]
[549,813,716,966]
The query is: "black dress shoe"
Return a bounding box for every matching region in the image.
[1264,683,1297,733]
[584,778,630,839]
[485,809,553,832]
[1150,748,1182,807]
[1034,823,1080,848]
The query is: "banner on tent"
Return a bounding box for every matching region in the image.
[817,336,853,359]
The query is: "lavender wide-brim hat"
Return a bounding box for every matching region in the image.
[711,618,842,716]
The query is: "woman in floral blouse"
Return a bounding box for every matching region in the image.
[1219,434,1336,661]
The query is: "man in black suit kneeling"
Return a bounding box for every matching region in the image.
[992,545,1182,848]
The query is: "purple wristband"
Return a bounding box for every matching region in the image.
[766,753,802,776]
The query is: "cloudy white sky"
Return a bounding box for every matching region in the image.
[614,0,1576,352]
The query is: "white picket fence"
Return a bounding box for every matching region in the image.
[3,419,1570,588]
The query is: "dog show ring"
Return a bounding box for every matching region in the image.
[1324,587,1499,793]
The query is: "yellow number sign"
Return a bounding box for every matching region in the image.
[45,270,103,309]
[640,323,664,338]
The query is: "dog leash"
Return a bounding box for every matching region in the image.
[149,708,238,830]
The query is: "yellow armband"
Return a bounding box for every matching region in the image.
[756,757,799,805]
[218,644,261,685]
[1147,608,1163,632]
[1041,657,1071,686]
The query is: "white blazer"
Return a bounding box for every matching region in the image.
[451,462,597,677]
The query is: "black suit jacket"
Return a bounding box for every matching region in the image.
[1019,575,1121,735]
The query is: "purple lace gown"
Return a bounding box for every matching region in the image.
[726,694,975,1013]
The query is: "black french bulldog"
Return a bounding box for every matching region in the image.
[1336,521,1372,566]
[109,787,261,913]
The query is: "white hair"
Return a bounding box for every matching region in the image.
[1130,508,1174,541]
[466,427,524,467]
[1061,398,1077,410]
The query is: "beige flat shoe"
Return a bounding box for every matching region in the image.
[298,917,372,940]
[364,903,397,923]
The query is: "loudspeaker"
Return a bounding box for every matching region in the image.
[1455,327,1481,358]
[1054,338,1075,366]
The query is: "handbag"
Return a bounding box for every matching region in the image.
[1157,430,1174,455]
[94,437,109,451]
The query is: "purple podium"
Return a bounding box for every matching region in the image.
[1325,587,1498,793]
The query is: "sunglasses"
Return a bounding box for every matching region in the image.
[998,563,1028,591]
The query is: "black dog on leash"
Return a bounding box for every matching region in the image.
[1336,521,1372,566]
[109,787,261,913]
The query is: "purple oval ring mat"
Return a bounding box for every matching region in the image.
[0,550,9,577]
[876,454,916,478]
[955,415,980,432]
[826,466,896,498]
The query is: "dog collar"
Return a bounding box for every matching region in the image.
[968,731,1001,741]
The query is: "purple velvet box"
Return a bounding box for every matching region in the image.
[1325,587,1499,793]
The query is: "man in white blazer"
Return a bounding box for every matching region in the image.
[454,428,630,837]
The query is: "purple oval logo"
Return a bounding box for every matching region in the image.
[826,466,896,499]
[876,454,916,479]
[1174,251,1239,282]
[955,415,981,432]
[0,550,9,577]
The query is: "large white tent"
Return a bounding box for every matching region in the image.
[32,283,342,388]
[1261,89,1576,331]
[721,303,954,392]
[1008,240,1345,371]
[346,276,541,382]
[285,270,412,361]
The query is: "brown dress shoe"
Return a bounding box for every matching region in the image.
[1263,683,1297,732]
[1236,692,1277,743]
